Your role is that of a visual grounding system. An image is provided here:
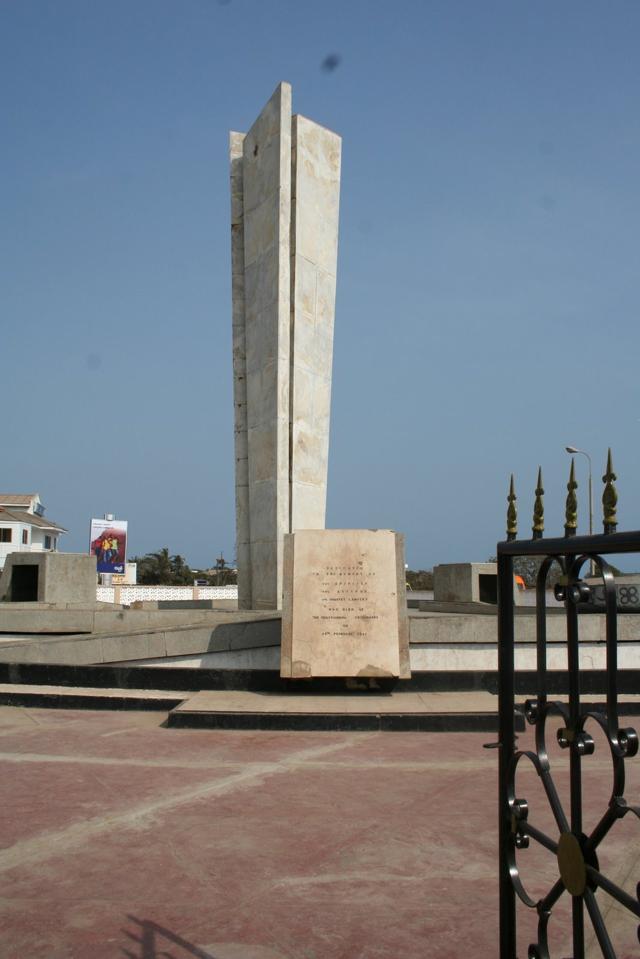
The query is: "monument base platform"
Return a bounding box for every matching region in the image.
[2,605,639,673]
[167,688,521,732]
[1,663,639,732]
[0,677,522,732]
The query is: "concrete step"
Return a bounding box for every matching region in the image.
[3,678,635,732]
[167,689,523,732]
[0,683,186,711]
[0,681,520,731]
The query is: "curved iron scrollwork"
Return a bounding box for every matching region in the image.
[498,535,640,958]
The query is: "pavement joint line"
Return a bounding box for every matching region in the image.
[0,736,365,875]
[100,727,149,738]
[0,751,498,771]
[273,871,430,887]
[0,752,616,772]
[18,707,44,726]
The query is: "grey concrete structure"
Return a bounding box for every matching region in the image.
[0,611,280,665]
[1,607,639,671]
[230,83,341,610]
[0,603,263,635]
[433,562,498,604]
[0,552,96,605]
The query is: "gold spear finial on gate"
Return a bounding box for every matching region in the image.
[564,458,578,537]
[532,466,544,539]
[603,447,618,534]
[507,474,518,541]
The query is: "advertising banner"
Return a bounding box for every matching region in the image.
[90,519,128,574]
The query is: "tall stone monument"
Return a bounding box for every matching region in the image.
[230,83,341,609]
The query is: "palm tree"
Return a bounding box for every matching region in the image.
[132,547,177,584]
[169,552,193,585]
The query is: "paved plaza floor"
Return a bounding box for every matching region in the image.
[0,705,638,958]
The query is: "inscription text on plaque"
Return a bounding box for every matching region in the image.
[281,529,410,678]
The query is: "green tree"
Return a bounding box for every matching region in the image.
[169,552,193,585]
[131,547,195,585]
[191,568,238,586]
[487,554,626,588]
[218,555,238,585]
[406,569,433,590]
[487,555,564,588]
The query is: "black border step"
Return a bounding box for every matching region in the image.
[0,689,183,711]
[1,663,639,695]
[167,710,526,733]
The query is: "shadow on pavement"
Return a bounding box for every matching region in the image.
[122,916,216,959]
[121,917,286,959]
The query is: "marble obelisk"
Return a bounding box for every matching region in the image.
[230,83,341,610]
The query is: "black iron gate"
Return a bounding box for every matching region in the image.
[497,453,640,957]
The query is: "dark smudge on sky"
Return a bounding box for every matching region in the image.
[321,53,341,73]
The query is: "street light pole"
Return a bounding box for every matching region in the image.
[565,445,594,575]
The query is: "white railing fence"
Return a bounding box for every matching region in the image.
[97,585,238,604]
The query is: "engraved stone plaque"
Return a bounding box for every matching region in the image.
[281,529,410,678]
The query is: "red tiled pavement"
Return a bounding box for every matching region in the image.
[0,705,638,958]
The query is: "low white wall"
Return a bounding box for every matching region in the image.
[97,584,238,604]
[110,642,640,671]
[410,643,640,671]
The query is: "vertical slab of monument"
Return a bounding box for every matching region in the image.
[230,84,341,610]
[281,529,410,679]
[290,115,341,533]
[229,131,250,608]
[235,82,292,611]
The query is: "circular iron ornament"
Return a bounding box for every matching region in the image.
[556,833,586,896]
[619,585,639,605]
[504,552,640,957]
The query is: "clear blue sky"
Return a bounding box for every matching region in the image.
[2,0,639,569]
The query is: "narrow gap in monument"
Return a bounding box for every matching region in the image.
[10,565,38,602]
[236,138,251,607]
[479,574,498,605]
[288,115,297,534]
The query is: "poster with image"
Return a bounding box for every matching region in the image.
[89,518,128,574]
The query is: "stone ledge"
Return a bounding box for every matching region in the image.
[0,682,186,710]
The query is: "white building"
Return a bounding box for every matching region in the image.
[0,494,67,570]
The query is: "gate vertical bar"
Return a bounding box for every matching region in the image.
[566,573,585,958]
[498,550,516,958]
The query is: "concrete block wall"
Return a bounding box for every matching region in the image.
[433,563,498,604]
[0,553,97,605]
